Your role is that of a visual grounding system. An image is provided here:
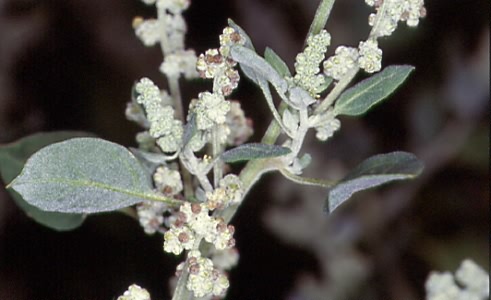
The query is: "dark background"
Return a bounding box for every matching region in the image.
[0,0,488,299]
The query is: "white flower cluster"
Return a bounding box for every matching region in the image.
[192,26,246,138]
[135,78,183,153]
[175,251,229,298]
[293,30,331,97]
[205,174,244,210]
[308,109,341,141]
[153,166,183,195]
[196,27,244,96]
[134,0,198,79]
[366,0,426,38]
[137,200,168,235]
[117,284,151,300]
[425,259,489,300]
[164,202,236,255]
[323,39,382,80]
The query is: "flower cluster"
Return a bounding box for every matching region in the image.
[308,109,341,141]
[117,284,151,300]
[366,0,426,38]
[153,166,183,195]
[205,174,244,210]
[134,0,198,79]
[425,259,489,300]
[323,39,382,79]
[134,78,183,153]
[137,201,168,235]
[191,26,246,147]
[175,251,229,298]
[293,30,331,97]
[163,202,236,255]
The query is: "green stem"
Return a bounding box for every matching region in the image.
[314,66,359,114]
[306,0,336,40]
[212,125,222,187]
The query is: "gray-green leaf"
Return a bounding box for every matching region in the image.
[0,132,92,230]
[221,143,291,163]
[230,45,288,95]
[9,137,163,214]
[334,65,415,116]
[326,151,423,212]
[264,47,291,78]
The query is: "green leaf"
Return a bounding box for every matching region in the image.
[0,132,92,230]
[264,47,291,78]
[230,45,288,95]
[326,151,424,212]
[334,65,415,116]
[221,143,291,163]
[9,137,173,214]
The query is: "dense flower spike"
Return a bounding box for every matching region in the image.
[134,78,183,153]
[293,30,331,97]
[117,284,151,300]
[224,101,254,146]
[160,50,199,79]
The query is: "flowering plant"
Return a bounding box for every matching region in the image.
[0,0,451,299]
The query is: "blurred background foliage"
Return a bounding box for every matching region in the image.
[0,0,488,299]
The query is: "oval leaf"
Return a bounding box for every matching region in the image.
[221,143,291,163]
[326,151,423,212]
[334,65,415,116]
[9,137,159,214]
[0,132,92,230]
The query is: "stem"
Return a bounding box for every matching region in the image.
[314,66,359,114]
[307,0,336,40]
[212,125,222,187]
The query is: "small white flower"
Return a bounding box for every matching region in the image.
[310,110,341,141]
[196,49,226,79]
[184,252,230,298]
[358,39,382,73]
[117,284,151,300]
[366,0,426,37]
[134,19,162,47]
[455,259,489,298]
[163,225,195,255]
[323,46,359,80]
[425,259,490,300]
[156,0,190,14]
[153,166,183,195]
[219,26,245,58]
[137,201,167,235]
[194,92,230,130]
[160,50,199,79]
